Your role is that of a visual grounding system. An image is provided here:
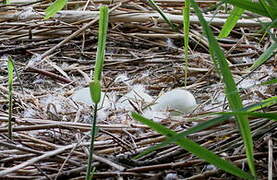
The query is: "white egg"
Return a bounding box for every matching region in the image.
[143,110,169,122]
[150,89,196,115]
[71,87,108,107]
[71,87,115,121]
[117,85,153,111]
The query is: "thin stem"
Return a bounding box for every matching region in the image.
[8,92,12,139]
[85,103,98,180]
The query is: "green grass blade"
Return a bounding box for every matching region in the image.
[225,0,276,18]
[148,0,178,31]
[259,0,276,19]
[216,111,277,120]
[260,78,277,86]
[134,114,228,159]
[246,96,277,112]
[135,96,276,159]
[94,6,109,81]
[218,7,244,39]
[183,0,190,87]
[7,57,14,139]
[249,41,277,71]
[44,0,68,19]
[190,0,256,176]
[132,112,254,179]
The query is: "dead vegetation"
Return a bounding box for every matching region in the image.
[0,0,276,179]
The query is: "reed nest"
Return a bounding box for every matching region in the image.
[0,0,276,179]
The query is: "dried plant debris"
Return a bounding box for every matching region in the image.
[0,1,276,179]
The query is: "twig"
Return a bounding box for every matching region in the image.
[25,66,73,84]
[0,142,89,176]
[40,3,122,60]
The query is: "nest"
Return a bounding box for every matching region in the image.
[0,0,276,179]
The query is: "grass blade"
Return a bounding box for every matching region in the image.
[44,0,68,19]
[246,96,277,112]
[148,0,178,31]
[216,111,277,120]
[135,96,277,159]
[189,0,256,176]
[132,112,254,179]
[134,114,228,159]
[7,57,14,139]
[260,78,277,86]
[183,0,190,86]
[259,0,276,19]
[225,0,277,18]
[218,7,244,39]
[249,41,277,71]
[94,6,109,81]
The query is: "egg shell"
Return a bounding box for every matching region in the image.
[117,85,153,110]
[71,87,107,107]
[150,89,196,115]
